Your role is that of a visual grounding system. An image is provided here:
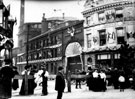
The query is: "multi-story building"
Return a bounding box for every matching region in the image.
[17,22,41,72]
[17,14,84,74]
[82,0,135,69]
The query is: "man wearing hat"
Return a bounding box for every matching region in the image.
[55,66,65,99]
[0,59,15,99]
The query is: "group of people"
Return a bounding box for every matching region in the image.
[86,67,135,92]
[19,64,49,96]
[0,59,65,99]
[2,59,135,99]
[86,68,107,92]
[19,64,65,99]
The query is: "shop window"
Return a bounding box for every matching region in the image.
[116,27,125,44]
[87,33,92,48]
[99,30,106,46]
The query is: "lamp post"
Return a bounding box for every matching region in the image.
[26,24,30,67]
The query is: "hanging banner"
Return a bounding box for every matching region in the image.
[0,10,2,27]
[106,27,115,44]
[126,25,135,43]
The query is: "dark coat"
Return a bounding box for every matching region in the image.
[55,72,65,92]
[0,66,15,99]
[12,70,19,90]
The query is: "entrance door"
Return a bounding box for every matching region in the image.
[67,55,82,73]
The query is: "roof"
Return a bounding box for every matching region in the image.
[47,17,79,21]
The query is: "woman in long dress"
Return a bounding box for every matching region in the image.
[19,65,31,95]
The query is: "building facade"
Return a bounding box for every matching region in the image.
[17,15,84,74]
[82,0,135,69]
[17,22,41,72]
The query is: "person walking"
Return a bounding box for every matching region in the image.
[41,65,49,96]
[28,65,37,95]
[75,69,81,89]
[0,59,15,99]
[99,70,107,91]
[12,66,19,90]
[118,69,125,92]
[19,65,31,95]
[55,66,65,99]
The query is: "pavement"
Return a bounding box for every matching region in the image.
[11,80,135,99]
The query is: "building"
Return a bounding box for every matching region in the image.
[17,22,42,72]
[17,14,84,74]
[82,0,135,69]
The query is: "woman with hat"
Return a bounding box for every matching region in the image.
[19,65,31,95]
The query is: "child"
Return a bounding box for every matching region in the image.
[118,75,125,92]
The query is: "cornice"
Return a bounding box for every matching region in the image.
[82,1,134,17]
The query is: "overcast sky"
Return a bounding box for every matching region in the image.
[3,0,86,47]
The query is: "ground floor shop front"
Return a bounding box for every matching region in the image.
[84,50,121,71]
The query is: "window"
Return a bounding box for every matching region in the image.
[19,40,23,47]
[99,30,106,46]
[115,8,123,21]
[116,27,125,44]
[56,34,62,44]
[87,34,92,48]
[86,16,91,25]
[86,15,94,25]
[38,24,41,28]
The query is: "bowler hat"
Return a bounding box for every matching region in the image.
[58,66,63,71]
[24,65,31,69]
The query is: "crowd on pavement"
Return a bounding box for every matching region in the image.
[1,59,135,99]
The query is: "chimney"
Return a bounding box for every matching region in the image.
[41,13,48,33]
[20,0,25,27]
[62,13,65,19]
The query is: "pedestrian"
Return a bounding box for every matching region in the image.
[92,69,99,91]
[118,69,125,92]
[111,68,119,89]
[12,66,19,90]
[132,68,135,90]
[19,65,31,95]
[41,65,49,96]
[0,59,15,99]
[55,66,65,99]
[75,69,81,89]
[86,67,93,90]
[28,65,37,95]
[99,70,107,91]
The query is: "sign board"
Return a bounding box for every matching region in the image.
[0,9,2,27]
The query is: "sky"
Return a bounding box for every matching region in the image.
[2,0,86,47]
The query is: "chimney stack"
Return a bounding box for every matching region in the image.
[41,13,48,33]
[20,0,25,27]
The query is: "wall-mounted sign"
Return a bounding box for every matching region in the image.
[0,9,2,27]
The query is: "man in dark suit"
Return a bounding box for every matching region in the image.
[55,66,65,99]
